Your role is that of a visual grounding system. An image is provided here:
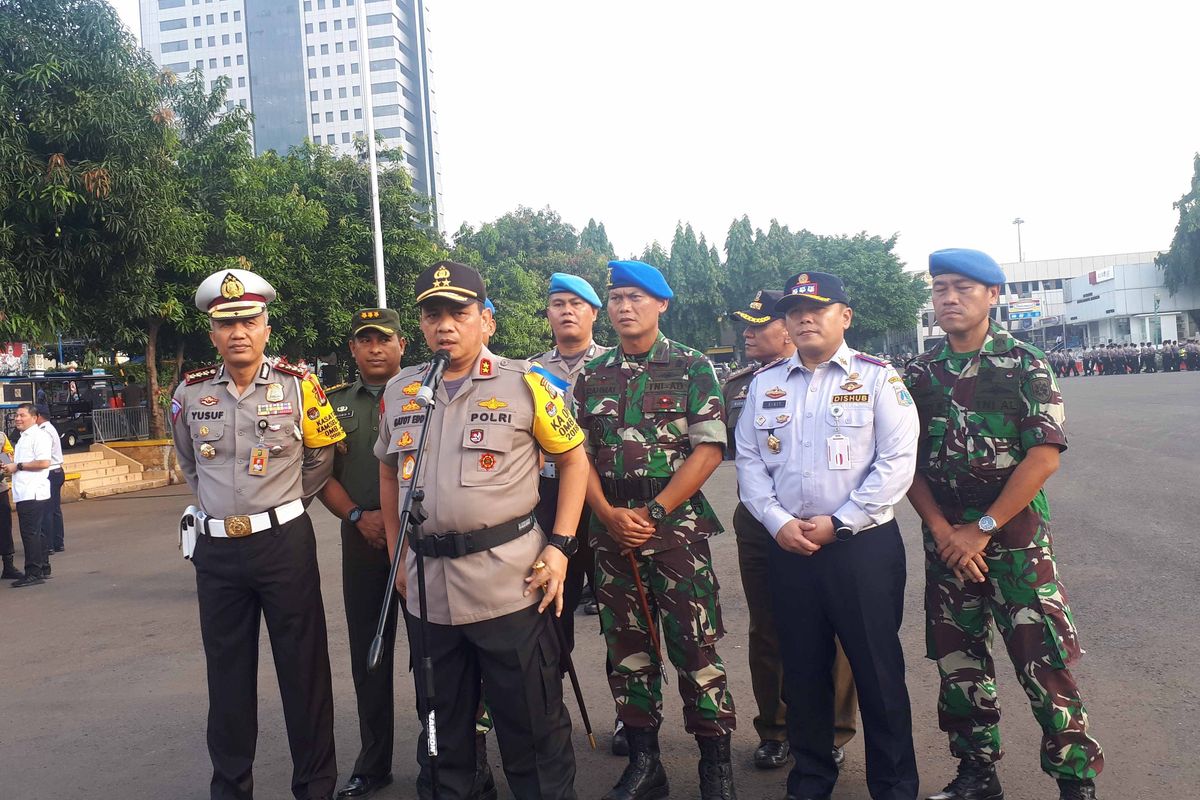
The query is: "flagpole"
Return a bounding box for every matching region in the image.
[355,0,387,307]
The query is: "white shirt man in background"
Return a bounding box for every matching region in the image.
[1,404,53,587]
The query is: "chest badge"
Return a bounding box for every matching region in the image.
[199,395,219,407]
[401,454,415,481]
[199,443,216,460]
[765,387,787,399]
[755,415,766,426]
[734,385,748,400]
[266,383,284,402]
[401,399,420,413]
[479,452,497,471]
[775,414,791,424]
[766,433,782,454]
[402,381,421,396]
[478,397,508,411]
[469,428,484,444]
[198,425,210,437]
[840,379,863,392]
[397,431,413,447]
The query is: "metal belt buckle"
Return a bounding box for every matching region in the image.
[225,515,253,537]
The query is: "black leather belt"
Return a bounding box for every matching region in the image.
[411,512,537,559]
[600,476,671,502]
[927,481,1005,509]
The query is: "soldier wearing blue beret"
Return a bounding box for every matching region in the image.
[608,260,675,300]
[928,248,1007,287]
[549,272,603,308]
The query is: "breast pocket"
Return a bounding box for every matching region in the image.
[753,409,793,464]
[460,423,518,486]
[965,434,1022,473]
[641,391,689,443]
[828,406,875,465]
[190,420,229,465]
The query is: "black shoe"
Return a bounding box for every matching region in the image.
[611,719,630,756]
[697,734,737,800]
[471,732,497,800]
[603,726,669,800]
[53,546,64,553]
[585,599,600,615]
[336,773,393,798]
[42,563,51,578]
[11,574,45,588]
[1058,779,1097,800]
[832,745,845,769]
[1,563,24,580]
[753,739,790,769]
[926,759,1004,800]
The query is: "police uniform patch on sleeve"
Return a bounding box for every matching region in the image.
[300,375,345,447]
[1026,372,1054,403]
[523,370,584,454]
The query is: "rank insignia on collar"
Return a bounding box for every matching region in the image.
[401,399,420,412]
[479,358,492,376]
[765,387,787,399]
[200,395,219,406]
[397,431,413,447]
[402,381,421,396]
[478,397,508,410]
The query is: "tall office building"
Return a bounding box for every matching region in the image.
[139,0,443,231]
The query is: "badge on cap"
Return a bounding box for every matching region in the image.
[432,263,451,288]
[220,272,245,300]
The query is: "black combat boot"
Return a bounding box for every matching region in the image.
[1058,779,1097,800]
[697,734,737,800]
[602,726,669,800]
[1,555,24,580]
[470,733,497,800]
[926,759,1004,800]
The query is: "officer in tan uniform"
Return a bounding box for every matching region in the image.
[376,261,588,800]
[527,272,611,654]
[171,268,346,800]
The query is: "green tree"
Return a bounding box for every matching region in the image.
[1156,152,1200,293]
[656,224,726,350]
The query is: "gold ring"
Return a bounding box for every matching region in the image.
[532,560,547,571]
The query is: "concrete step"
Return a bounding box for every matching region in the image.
[70,457,119,471]
[78,472,144,491]
[64,451,107,465]
[73,464,131,481]
[82,477,171,499]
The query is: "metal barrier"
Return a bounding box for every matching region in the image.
[92,407,150,443]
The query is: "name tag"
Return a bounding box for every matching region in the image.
[830,394,869,403]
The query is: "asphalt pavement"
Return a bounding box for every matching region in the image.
[1,370,1196,799]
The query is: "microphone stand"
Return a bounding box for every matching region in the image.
[368,363,445,798]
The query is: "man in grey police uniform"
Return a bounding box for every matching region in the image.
[377,260,589,799]
[735,271,920,800]
[723,290,860,772]
[528,272,611,654]
[172,268,346,800]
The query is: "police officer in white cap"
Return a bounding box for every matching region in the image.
[172,267,346,800]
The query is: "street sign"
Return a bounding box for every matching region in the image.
[1010,310,1043,320]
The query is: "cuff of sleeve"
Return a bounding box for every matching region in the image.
[763,506,794,539]
[687,420,728,448]
[833,500,872,533]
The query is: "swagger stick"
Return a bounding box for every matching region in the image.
[627,550,667,685]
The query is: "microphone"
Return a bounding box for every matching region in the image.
[414,349,451,408]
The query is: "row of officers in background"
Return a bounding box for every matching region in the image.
[171,249,1103,800]
[1046,340,1199,377]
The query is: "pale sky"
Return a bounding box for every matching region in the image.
[111,1,1199,270]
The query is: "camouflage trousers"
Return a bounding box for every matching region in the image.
[595,540,736,737]
[924,537,1104,780]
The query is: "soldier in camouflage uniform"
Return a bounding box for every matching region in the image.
[904,249,1103,800]
[575,260,736,800]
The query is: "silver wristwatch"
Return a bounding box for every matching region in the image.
[977,515,997,535]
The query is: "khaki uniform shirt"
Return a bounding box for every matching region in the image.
[171,359,345,518]
[374,347,585,625]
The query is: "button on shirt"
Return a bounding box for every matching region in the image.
[734,343,919,537]
[12,425,53,502]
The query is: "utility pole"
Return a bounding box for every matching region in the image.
[1012,217,1025,262]
[355,0,387,307]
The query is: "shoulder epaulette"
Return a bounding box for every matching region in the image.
[497,357,529,373]
[725,364,756,382]
[325,382,351,394]
[184,365,218,385]
[273,360,308,379]
[754,356,788,375]
[855,353,890,367]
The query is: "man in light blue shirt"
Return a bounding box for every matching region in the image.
[735,271,919,800]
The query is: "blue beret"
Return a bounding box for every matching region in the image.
[607,260,673,300]
[929,248,1006,286]
[483,298,496,313]
[548,272,602,308]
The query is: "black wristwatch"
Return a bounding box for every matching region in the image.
[647,500,668,522]
[832,515,854,542]
[546,533,579,559]
[347,506,364,524]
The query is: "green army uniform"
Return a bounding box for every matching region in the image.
[327,378,400,785]
[575,332,736,738]
[904,321,1104,782]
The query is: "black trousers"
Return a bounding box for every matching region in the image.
[533,475,595,654]
[405,603,577,800]
[15,499,48,576]
[769,520,918,800]
[192,513,337,800]
[340,518,399,779]
[0,490,14,558]
[42,469,64,550]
